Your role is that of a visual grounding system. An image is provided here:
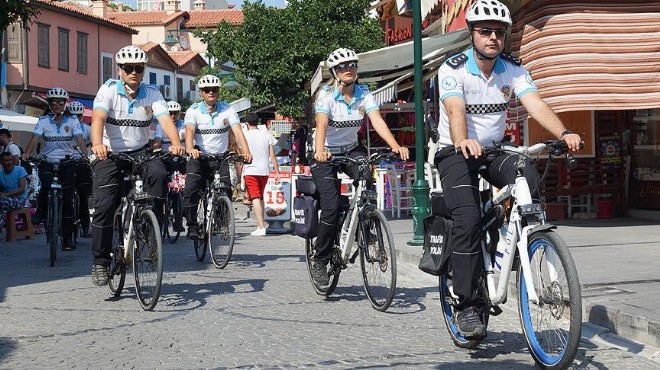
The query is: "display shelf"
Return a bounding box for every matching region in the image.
[632,115,660,122]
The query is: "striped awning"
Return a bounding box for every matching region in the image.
[511,0,660,112]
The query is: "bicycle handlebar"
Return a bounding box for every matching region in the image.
[443,140,585,160]
[329,151,401,167]
[28,155,82,166]
[198,151,246,163]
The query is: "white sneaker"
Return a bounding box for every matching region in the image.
[250,228,266,236]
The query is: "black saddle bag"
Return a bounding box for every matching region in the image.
[418,216,453,276]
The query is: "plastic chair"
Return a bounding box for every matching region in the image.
[385,164,414,218]
[6,208,35,242]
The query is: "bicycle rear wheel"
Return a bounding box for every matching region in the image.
[108,209,126,297]
[438,273,484,349]
[518,231,582,370]
[358,209,396,311]
[166,192,182,243]
[209,195,235,269]
[133,209,163,311]
[194,197,207,262]
[305,237,340,296]
[48,195,60,267]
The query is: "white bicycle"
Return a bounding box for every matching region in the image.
[436,140,583,370]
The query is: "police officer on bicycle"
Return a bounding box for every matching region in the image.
[69,100,93,238]
[89,45,185,286]
[22,87,87,251]
[183,74,253,240]
[310,48,409,287]
[434,0,582,339]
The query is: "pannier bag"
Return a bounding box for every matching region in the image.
[296,175,317,196]
[418,216,453,276]
[293,195,319,238]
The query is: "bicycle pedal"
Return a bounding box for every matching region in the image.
[349,249,359,264]
[490,306,503,316]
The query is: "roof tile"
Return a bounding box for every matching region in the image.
[185,9,243,28]
[34,0,138,33]
[107,10,188,26]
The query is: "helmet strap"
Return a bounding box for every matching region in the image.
[331,68,356,88]
[123,81,136,96]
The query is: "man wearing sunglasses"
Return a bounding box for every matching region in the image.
[434,0,583,340]
[89,45,185,286]
[182,74,253,240]
[23,87,87,251]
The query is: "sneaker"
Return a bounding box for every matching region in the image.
[173,223,185,233]
[91,264,109,286]
[186,224,200,239]
[62,241,74,251]
[454,307,487,339]
[311,262,330,287]
[250,227,266,236]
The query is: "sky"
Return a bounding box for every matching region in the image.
[233,0,287,8]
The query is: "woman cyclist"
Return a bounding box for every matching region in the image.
[23,88,87,250]
[310,47,409,287]
[69,100,92,238]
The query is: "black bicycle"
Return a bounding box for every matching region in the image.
[162,166,185,243]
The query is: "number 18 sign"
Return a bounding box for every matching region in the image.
[264,170,291,222]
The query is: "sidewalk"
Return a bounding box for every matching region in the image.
[387,214,660,348]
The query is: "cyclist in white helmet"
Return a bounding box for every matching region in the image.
[308,47,409,287]
[182,74,253,239]
[89,45,185,286]
[434,0,582,339]
[23,88,87,250]
[68,100,93,238]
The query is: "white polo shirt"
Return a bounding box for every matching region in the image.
[437,48,538,146]
[33,114,83,162]
[314,84,378,148]
[242,126,276,176]
[93,79,169,152]
[154,118,185,152]
[184,101,240,155]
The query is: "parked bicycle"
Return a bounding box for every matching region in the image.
[162,167,185,243]
[433,140,582,369]
[30,155,80,267]
[193,152,243,269]
[106,150,168,311]
[301,152,399,312]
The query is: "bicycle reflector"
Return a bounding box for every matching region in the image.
[518,203,543,215]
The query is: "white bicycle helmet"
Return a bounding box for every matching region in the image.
[167,101,182,112]
[46,87,69,100]
[326,48,359,69]
[115,45,148,65]
[198,74,221,88]
[466,0,512,27]
[68,101,85,115]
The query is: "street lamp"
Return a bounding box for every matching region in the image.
[163,32,179,48]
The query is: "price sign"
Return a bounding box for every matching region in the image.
[264,170,292,222]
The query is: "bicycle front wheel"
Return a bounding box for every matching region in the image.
[194,197,207,262]
[108,209,126,297]
[166,192,183,243]
[518,231,582,370]
[132,209,163,311]
[48,194,61,267]
[358,209,396,311]
[209,195,235,269]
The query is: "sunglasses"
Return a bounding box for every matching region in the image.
[201,87,219,94]
[49,100,67,107]
[170,111,180,115]
[120,65,145,74]
[336,61,358,72]
[474,27,506,38]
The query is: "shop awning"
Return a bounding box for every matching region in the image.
[0,109,38,132]
[230,98,251,113]
[310,28,470,95]
[512,0,660,112]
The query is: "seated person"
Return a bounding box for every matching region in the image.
[0,151,29,213]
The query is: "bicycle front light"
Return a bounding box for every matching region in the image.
[518,203,543,215]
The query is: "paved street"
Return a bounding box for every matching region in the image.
[1,211,659,369]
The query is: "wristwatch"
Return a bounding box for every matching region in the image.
[560,130,572,138]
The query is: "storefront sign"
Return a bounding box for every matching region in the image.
[599,135,622,169]
[264,170,292,222]
[505,110,521,144]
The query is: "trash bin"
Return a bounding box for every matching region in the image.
[597,199,615,219]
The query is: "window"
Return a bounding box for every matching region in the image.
[77,32,88,74]
[38,23,50,68]
[101,54,114,83]
[7,23,22,62]
[190,80,196,91]
[58,28,69,71]
[149,72,157,85]
[176,77,183,101]
[163,75,171,86]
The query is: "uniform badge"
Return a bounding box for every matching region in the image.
[64,126,70,133]
[501,85,511,100]
[358,106,366,116]
[144,106,152,116]
[223,118,229,126]
[442,76,458,90]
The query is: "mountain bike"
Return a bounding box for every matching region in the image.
[106,150,168,311]
[305,152,398,312]
[193,152,243,268]
[30,155,79,267]
[162,168,185,243]
[435,140,582,370]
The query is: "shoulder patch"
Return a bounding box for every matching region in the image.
[145,84,160,91]
[190,102,200,110]
[103,78,118,86]
[358,84,370,93]
[500,53,522,66]
[322,85,332,91]
[446,53,468,69]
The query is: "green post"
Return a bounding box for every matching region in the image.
[407,0,430,246]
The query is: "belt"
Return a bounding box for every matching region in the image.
[326,142,358,155]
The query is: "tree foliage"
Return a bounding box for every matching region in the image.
[0,0,40,30]
[197,0,383,118]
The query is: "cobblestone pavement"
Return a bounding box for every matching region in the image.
[1,215,658,369]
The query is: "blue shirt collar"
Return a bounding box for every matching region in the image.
[200,101,229,115]
[465,48,506,76]
[332,85,364,104]
[116,81,147,100]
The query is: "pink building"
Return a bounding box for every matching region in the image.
[5,0,138,117]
